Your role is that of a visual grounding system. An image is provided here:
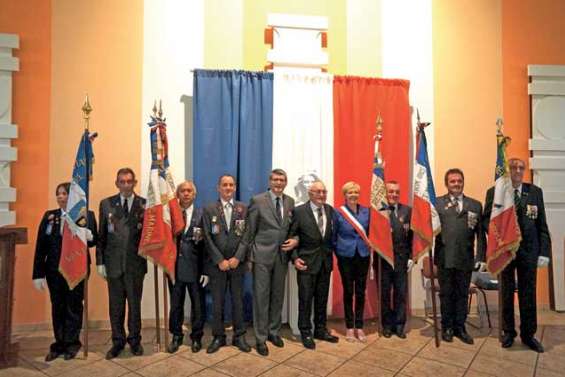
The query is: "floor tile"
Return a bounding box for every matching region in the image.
[537,352,565,373]
[136,355,206,377]
[469,355,534,377]
[535,368,564,377]
[57,359,130,377]
[327,360,393,377]
[0,358,45,377]
[190,369,231,377]
[19,347,105,377]
[314,337,367,359]
[399,356,465,377]
[353,345,411,372]
[259,364,316,377]
[477,337,538,367]
[212,353,275,377]
[417,341,475,368]
[283,349,345,376]
[256,341,304,363]
[110,347,171,371]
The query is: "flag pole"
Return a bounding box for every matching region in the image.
[163,274,169,349]
[417,112,440,347]
[374,115,384,337]
[495,119,504,344]
[81,95,92,358]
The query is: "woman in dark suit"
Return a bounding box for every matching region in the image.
[332,181,370,342]
[32,182,97,361]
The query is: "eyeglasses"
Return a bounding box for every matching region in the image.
[310,189,328,195]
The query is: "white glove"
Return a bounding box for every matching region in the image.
[407,259,414,272]
[33,278,46,291]
[85,229,93,242]
[537,256,550,268]
[475,262,487,272]
[200,275,209,287]
[97,265,107,279]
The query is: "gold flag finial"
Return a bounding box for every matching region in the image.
[82,94,92,130]
[375,113,383,141]
[152,100,158,117]
[496,118,504,135]
[158,100,163,119]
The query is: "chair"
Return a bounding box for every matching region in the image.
[420,256,492,329]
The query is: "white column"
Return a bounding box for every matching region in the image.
[0,33,19,227]
[528,64,565,311]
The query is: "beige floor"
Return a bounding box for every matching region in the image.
[3,312,565,377]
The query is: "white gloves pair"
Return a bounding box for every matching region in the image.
[96,265,209,287]
[474,257,550,273]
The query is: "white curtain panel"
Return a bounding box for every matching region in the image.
[272,71,334,334]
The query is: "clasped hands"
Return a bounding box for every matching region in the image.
[218,257,240,271]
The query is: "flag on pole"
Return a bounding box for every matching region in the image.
[138,109,184,281]
[486,123,521,274]
[59,130,95,289]
[369,115,394,267]
[411,120,441,260]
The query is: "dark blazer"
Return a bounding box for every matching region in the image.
[484,183,551,263]
[96,194,147,279]
[434,194,486,271]
[176,207,205,283]
[236,191,295,266]
[289,201,334,275]
[202,200,247,274]
[33,209,98,279]
[390,204,413,269]
[332,205,370,258]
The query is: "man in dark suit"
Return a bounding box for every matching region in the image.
[202,174,251,354]
[167,181,209,354]
[236,169,297,356]
[484,158,550,352]
[96,168,147,359]
[435,168,486,345]
[379,181,413,339]
[33,182,98,361]
[290,180,339,349]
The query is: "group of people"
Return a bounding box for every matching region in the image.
[32,157,550,363]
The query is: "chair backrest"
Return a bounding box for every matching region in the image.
[421,256,438,279]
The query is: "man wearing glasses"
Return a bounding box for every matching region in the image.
[289,180,339,349]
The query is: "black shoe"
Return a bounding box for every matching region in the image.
[301,335,316,350]
[501,333,514,348]
[256,342,269,356]
[167,335,183,354]
[441,328,454,342]
[267,335,284,348]
[232,336,251,352]
[207,337,227,354]
[45,351,61,362]
[314,330,339,343]
[522,337,544,353]
[105,345,124,360]
[454,329,474,345]
[191,339,202,353]
[63,350,78,360]
[130,343,144,356]
[382,327,393,338]
[395,326,406,339]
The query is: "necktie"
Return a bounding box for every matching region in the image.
[123,198,129,217]
[453,197,460,214]
[317,207,324,235]
[182,209,188,231]
[275,197,282,222]
[514,189,521,209]
[225,202,232,231]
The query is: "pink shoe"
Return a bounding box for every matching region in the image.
[356,329,367,343]
[346,329,356,342]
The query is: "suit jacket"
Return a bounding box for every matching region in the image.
[33,209,98,279]
[236,191,295,266]
[434,194,486,271]
[202,199,247,274]
[332,205,370,258]
[176,207,205,283]
[484,183,550,264]
[390,203,413,270]
[289,201,334,275]
[96,194,147,279]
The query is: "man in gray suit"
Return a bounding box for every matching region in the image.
[237,169,298,356]
[96,168,147,359]
[434,168,486,345]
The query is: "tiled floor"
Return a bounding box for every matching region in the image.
[3,312,565,377]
